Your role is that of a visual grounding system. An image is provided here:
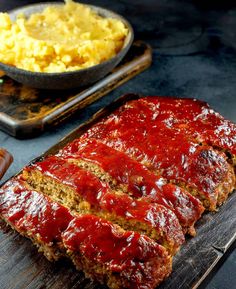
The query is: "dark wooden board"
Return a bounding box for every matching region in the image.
[0,41,151,138]
[0,93,235,289]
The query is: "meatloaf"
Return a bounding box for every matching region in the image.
[81,97,235,211]
[58,138,204,236]
[22,156,185,255]
[0,178,172,289]
[0,96,235,289]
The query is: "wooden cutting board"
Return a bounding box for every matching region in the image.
[0,94,235,289]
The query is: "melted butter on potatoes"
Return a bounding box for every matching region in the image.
[0,0,128,73]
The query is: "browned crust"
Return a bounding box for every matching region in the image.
[68,252,172,289]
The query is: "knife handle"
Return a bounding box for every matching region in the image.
[0,148,13,180]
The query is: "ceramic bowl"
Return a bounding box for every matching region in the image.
[0,2,134,90]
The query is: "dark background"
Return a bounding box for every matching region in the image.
[0,1,236,288]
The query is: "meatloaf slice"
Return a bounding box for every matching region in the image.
[0,178,73,261]
[138,97,236,164]
[59,138,204,236]
[0,178,172,289]
[23,156,184,255]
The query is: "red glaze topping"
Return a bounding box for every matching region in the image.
[27,156,184,253]
[0,179,171,289]
[63,216,171,289]
[63,215,161,269]
[139,97,236,155]
[81,98,233,207]
[0,178,73,243]
[60,138,204,229]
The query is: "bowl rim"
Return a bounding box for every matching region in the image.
[0,1,134,76]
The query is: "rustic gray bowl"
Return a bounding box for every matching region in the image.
[0,2,133,90]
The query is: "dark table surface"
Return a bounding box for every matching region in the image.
[0,1,236,288]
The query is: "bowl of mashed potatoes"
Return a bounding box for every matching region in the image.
[0,0,133,89]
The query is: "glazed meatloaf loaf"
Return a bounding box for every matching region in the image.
[81,97,236,211]
[0,178,172,289]
[0,96,235,289]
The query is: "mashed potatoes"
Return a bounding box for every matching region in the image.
[0,0,128,73]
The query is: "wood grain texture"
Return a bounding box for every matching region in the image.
[0,93,235,289]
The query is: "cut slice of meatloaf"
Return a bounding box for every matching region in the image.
[138,97,236,164]
[59,138,204,236]
[0,178,74,261]
[81,97,235,210]
[23,156,184,255]
[0,178,172,289]
[63,215,172,289]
